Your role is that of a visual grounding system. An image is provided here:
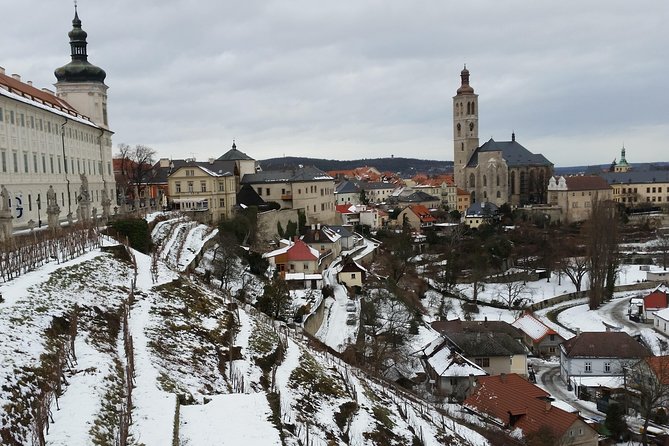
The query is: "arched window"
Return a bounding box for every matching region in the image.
[469,122,474,132]
[483,191,487,199]
[497,191,501,198]
[461,142,464,151]
[456,123,461,137]
[469,173,475,188]
[483,175,487,187]
[471,102,476,114]
[496,175,500,187]
[510,171,516,194]
[467,102,471,115]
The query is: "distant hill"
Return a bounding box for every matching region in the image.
[258,156,453,177]
[555,162,669,176]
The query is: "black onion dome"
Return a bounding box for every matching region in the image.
[54,8,106,83]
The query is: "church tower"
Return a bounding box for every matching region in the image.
[54,6,109,129]
[453,66,479,190]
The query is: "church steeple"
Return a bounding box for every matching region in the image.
[54,5,106,83]
[453,66,479,191]
[614,145,630,172]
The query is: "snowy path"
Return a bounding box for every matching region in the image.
[315,264,358,352]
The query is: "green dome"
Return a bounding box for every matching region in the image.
[54,9,106,83]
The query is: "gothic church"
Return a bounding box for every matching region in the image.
[453,67,553,207]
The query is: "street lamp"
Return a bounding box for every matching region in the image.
[36,194,42,228]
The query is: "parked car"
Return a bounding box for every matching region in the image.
[346,313,357,325]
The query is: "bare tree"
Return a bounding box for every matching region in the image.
[499,278,529,309]
[629,356,669,446]
[585,197,620,309]
[559,256,589,294]
[212,233,241,294]
[115,143,157,205]
[654,232,669,271]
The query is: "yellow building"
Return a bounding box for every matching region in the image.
[168,163,237,223]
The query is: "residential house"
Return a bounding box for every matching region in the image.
[643,284,669,322]
[648,269,669,282]
[464,374,598,446]
[431,319,528,376]
[327,225,360,251]
[301,224,342,268]
[456,188,470,214]
[396,204,436,232]
[335,204,387,230]
[463,201,499,228]
[338,258,367,288]
[241,165,336,225]
[512,312,564,357]
[167,163,238,223]
[391,190,440,209]
[559,331,651,395]
[416,336,486,401]
[263,239,322,289]
[335,180,360,205]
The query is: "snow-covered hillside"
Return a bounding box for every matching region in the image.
[0,218,490,446]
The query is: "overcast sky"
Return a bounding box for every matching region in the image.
[2,1,668,166]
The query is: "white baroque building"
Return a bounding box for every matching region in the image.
[0,8,114,230]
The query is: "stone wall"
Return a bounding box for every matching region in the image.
[256,208,300,242]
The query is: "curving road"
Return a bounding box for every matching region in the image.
[534,361,603,420]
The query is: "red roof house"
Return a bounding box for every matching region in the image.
[464,374,597,445]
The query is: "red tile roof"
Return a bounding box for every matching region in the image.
[563,175,611,191]
[0,71,80,116]
[285,240,318,262]
[645,356,669,385]
[464,374,584,438]
[408,204,436,222]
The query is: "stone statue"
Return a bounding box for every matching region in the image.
[79,174,90,202]
[0,185,9,211]
[47,185,57,207]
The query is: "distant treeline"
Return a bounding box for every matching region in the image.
[258,156,453,176]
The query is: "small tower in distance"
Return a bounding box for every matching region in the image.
[54,5,109,129]
[453,66,479,190]
[614,146,630,173]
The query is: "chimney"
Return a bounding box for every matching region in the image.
[159,158,171,168]
[208,158,215,164]
[500,373,506,383]
[11,74,21,81]
[0,67,5,75]
[545,399,551,412]
[41,88,55,95]
[27,81,33,86]
[576,328,581,337]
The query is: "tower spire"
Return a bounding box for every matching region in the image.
[54,6,106,83]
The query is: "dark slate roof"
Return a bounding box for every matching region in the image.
[432,319,522,340]
[599,170,669,185]
[241,165,333,184]
[217,147,255,161]
[561,332,650,359]
[466,138,553,168]
[446,332,527,357]
[397,191,439,203]
[335,180,360,194]
[237,184,266,207]
[152,159,237,184]
[465,201,498,217]
[326,225,354,238]
[357,181,396,190]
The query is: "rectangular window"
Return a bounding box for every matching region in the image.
[219,198,225,207]
[50,156,54,174]
[187,181,194,192]
[23,152,28,173]
[218,182,225,192]
[604,362,611,373]
[175,182,181,193]
[1,151,7,172]
[19,113,25,127]
[200,181,206,192]
[28,194,32,212]
[475,358,490,368]
[57,156,62,174]
[9,111,15,124]
[42,154,46,173]
[257,187,262,196]
[0,108,3,122]
[29,116,34,128]
[585,362,592,373]
[266,187,270,196]
[33,153,38,173]
[13,151,18,173]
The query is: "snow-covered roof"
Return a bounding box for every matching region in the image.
[426,344,486,377]
[512,313,557,342]
[284,273,323,281]
[573,375,624,389]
